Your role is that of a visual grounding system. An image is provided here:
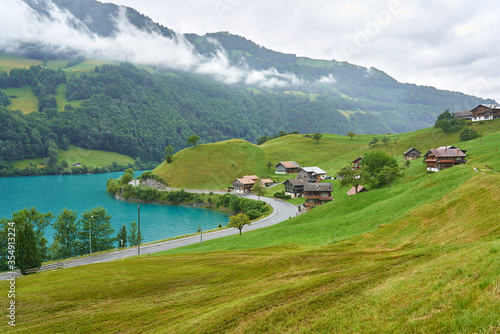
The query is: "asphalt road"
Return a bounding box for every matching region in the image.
[0,192,299,281]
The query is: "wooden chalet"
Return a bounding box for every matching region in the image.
[347,185,368,196]
[71,162,82,167]
[284,179,305,198]
[303,182,333,210]
[297,167,328,182]
[402,148,421,161]
[471,104,500,122]
[454,110,473,121]
[275,161,301,174]
[351,156,363,170]
[424,146,467,172]
[232,175,273,193]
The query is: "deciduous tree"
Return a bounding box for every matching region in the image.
[312,132,322,143]
[228,213,251,235]
[252,179,266,201]
[78,207,114,254]
[187,135,200,146]
[165,145,174,163]
[51,208,79,259]
[337,167,366,193]
[347,131,356,140]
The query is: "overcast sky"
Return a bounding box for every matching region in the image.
[104,0,500,102]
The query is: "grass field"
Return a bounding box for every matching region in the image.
[3,87,38,114]
[0,54,108,114]
[2,124,499,333]
[2,164,499,333]
[12,145,134,169]
[153,119,500,192]
[154,139,269,189]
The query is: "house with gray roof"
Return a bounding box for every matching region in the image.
[284,179,305,198]
[303,182,333,210]
[403,148,421,161]
[297,167,328,182]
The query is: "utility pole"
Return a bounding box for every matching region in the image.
[89,215,93,254]
[200,224,203,245]
[137,205,140,256]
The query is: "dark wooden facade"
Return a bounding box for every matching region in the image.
[303,183,333,210]
[351,157,363,169]
[424,146,467,172]
[275,161,301,174]
[284,179,305,198]
[471,104,500,122]
[403,148,421,161]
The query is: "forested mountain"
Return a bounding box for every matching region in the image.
[0,0,493,165]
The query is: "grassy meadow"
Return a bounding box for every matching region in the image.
[154,139,269,189]
[12,145,134,169]
[0,54,107,114]
[3,87,38,114]
[2,121,499,333]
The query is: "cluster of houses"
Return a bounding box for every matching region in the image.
[232,175,274,194]
[231,142,469,211]
[455,103,500,122]
[277,162,333,210]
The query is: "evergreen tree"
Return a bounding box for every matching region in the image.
[0,219,12,271]
[15,223,41,275]
[12,208,53,262]
[128,221,143,247]
[117,224,128,248]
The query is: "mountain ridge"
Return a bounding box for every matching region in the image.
[0,0,493,165]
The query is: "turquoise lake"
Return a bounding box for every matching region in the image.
[0,172,230,244]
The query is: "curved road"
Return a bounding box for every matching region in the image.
[1,192,299,280]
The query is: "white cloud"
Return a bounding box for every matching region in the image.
[3,0,500,101]
[0,0,303,89]
[105,0,500,102]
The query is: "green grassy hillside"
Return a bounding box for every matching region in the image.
[1,123,499,333]
[154,119,500,190]
[3,166,499,333]
[12,145,134,169]
[154,139,269,189]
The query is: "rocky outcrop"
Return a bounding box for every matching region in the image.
[140,178,167,190]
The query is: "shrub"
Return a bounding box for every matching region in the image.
[459,128,479,141]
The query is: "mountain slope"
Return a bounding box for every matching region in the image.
[0,0,493,165]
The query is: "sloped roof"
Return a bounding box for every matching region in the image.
[480,104,500,110]
[234,175,259,184]
[277,161,301,169]
[304,182,332,192]
[429,146,467,158]
[454,110,472,118]
[403,147,421,155]
[285,179,305,186]
[352,156,363,163]
[301,167,327,175]
[347,185,368,196]
[261,178,274,184]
